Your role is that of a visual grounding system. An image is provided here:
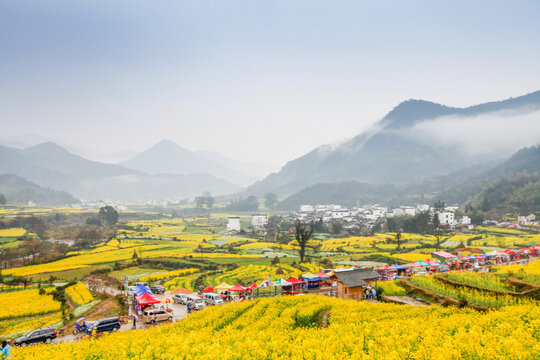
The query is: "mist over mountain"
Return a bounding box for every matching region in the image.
[120,140,258,187]
[278,145,540,211]
[0,142,240,201]
[248,90,540,197]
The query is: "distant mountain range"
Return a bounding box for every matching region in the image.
[278,145,540,211]
[248,90,540,197]
[0,142,241,201]
[120,140,258,186]
[2,90,539,206]
[0,174,77,206]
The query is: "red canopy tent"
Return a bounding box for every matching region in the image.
[229,283,247,292]
[135,292,161,306]
[286,277,306,285]
[203,286,215,292]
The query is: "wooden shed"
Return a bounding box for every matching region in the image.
[332,268,381,300]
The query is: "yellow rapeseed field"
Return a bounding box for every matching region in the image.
[14,296,540,359]
[0,228,26,237]
[65,282,94,306]
[0,289,61,320]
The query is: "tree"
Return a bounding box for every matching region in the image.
[294,221,314,263]
[195,196,206,208]
[98,206,119,226]
[0,194,6,205]
[331,221,343,235]
[264,193,278,209]
[395,231,402,249]
[433,200,446,212]
[206,196,215,209]
[432,213,442,250]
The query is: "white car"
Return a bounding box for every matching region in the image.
[172,294,189,304]
[204,293,223,306]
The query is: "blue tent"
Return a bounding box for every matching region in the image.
[133,284,153,296]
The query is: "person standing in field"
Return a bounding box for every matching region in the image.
[132,314,138,329]
[1,340,11,359]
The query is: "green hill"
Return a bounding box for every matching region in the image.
[0,173,78,206]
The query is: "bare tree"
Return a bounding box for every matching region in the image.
[294,220,314,263]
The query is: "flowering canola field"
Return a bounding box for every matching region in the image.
[65,282,94,306]
[0,289,61,320]
[15,296,540,359]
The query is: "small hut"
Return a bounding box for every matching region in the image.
[332,268,380,300]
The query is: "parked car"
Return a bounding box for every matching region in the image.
[172,294,189,304]
[133,282,149,287]
[204,293,223,306]
[142,309,172,324]
[14,327,57,346]
[187,294,205,310]
[87,317,121,334]
[150,285,166,294]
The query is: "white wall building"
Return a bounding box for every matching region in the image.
[437,211,454,225]
[251,214,268,230]
[227,217,241,233]
[299,205,314,212]
[518,214,537,226]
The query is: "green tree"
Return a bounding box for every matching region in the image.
[433,200,446,212]
[264,193,278,209]
[294,221,314,263]
[331,221,343,235]
[395,231,402,249]
[432,213,442,249]
[0,194,6,205]
[98,206,119,226]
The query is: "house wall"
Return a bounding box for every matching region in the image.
[336,281,364,300]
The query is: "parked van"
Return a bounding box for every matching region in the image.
[143,309,172,324]
[88,317,121,334]
[187,295,205,310]
[204,293,223,306]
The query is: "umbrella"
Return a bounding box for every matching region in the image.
[203,286,215,292]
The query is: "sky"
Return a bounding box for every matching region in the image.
[1,0,539,172]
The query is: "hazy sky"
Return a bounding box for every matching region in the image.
[1,1,539,170]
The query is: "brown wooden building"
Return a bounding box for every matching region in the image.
[332,268,381,300]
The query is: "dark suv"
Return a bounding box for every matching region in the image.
[14,327,57,346]
[150,285,166,294]
[87,317,121,334]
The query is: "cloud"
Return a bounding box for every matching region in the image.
[400,107,540,158]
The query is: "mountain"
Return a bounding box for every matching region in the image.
[279,145,540,210]
[277,182,402,209]
[465,174,540,218]
[248,90,540,197]
[0,142,240,200]
[0,174,78,206]
[195,150,271,180]
[438,145,540,206]
[121,140,257,186]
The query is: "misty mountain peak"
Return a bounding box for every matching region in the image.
[24,141,72,156]
[383,99,455,129]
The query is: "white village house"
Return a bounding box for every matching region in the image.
[227,217,241,233]
[251,214,268,231]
